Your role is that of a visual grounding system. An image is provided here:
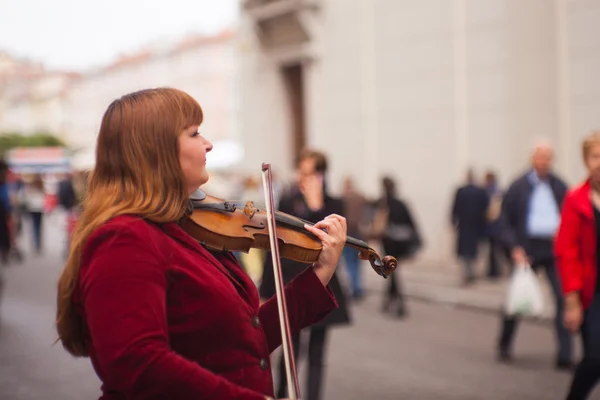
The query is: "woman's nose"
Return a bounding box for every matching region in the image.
[205,138,213,152]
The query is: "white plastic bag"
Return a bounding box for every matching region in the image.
[504,264,544,317]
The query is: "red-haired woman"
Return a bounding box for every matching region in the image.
[56,88,346,400]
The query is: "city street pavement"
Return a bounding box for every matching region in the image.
[0,212,598,400]
[361,252,557,322]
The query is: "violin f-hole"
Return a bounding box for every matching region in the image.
[242,222,266,232]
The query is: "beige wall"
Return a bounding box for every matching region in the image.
[236,29,295,180]
[238,0,600,264]
[564,0,600,183]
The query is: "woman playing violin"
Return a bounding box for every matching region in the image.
[55,87,347,400]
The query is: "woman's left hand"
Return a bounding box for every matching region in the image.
[304,214,347,286]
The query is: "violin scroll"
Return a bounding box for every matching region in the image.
[357,248,397,278]
[381,256,398,276]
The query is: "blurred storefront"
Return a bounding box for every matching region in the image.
[5,146,71,174]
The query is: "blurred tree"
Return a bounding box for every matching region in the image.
[0,132,66,157]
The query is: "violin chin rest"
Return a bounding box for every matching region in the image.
[190,188,207,201]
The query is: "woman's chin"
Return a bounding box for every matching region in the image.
[188,182,208,196]
[198,174,210,188]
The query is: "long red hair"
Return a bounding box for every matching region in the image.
[56,88,203,357]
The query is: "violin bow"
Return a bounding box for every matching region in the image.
[261,162,301,399]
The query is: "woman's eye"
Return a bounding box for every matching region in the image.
[192,131,200,137]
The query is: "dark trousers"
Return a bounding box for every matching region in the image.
[277,326,328,400]
[382,268,406,316]
[461,257,476,283]
[566,293,600,400]
[498,239,572,363]
[30,212,43,253]
[487,237,510,278]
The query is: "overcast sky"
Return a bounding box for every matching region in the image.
[0,0,239,71]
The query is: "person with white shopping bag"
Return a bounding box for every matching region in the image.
[555,132,600,400]
[495,140,574,369]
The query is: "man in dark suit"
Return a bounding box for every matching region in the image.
[259,149,350,400]
[496,141,573,369]
[451,169,489,284]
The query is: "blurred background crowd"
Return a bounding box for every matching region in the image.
[1,0,600,399]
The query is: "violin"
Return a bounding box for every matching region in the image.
[181,163,397,399]
[180,188,398,279]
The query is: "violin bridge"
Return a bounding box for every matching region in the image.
[244,201,257,219]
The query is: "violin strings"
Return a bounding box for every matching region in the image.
[229,201,316,227]
[228,201,371,250]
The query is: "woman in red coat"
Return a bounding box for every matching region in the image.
[55,88,347,400]
[555,131,600,399]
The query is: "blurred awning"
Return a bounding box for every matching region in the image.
[8,164,72,174]
[6,147,72,174]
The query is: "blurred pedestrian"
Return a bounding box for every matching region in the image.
[483,170,509,279]
[341,176,367,300]
[0,162,11,265]
[260,148,351,400]
[23,174,46,254]
[370,176,421,317]
[496,140,573,369]
[451,169,489,284]
[555,131,600,398]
